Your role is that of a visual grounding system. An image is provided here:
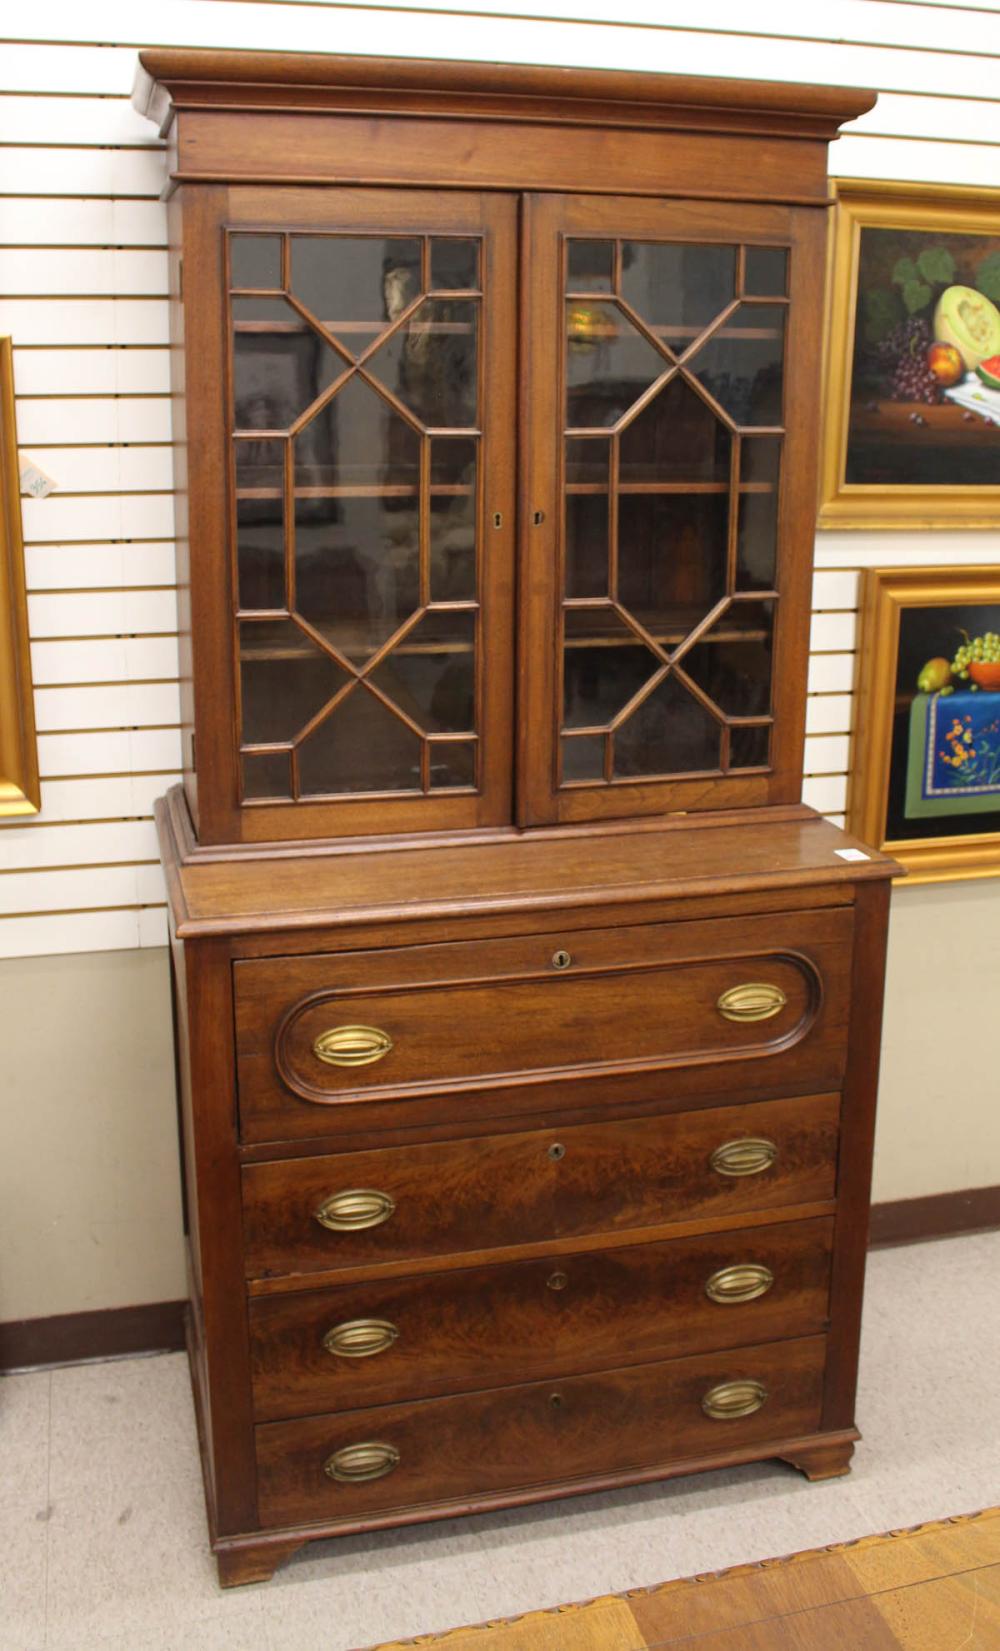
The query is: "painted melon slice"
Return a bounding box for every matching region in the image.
[975,354,1000,391]
[933,285,1000,371]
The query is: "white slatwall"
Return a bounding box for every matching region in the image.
[3,0,999,958]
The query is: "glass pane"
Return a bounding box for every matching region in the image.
[730,723,772,768]
[298,685,421,795]
[233,299,344,430]
[239,619,347,745]
[566,302,666,429]
[614,673,720,776]
[231,235,282,289]
[235,438,284,611]
[619,377,730,485]
[621,243,736,354]
[293,378,421,663]
[566,494,608,599]
[744,246,788,297]
[563,607,658,729]
[242,749,291,799]
[618,494,728,630]
[562,733,605,782]
[688,303,785,427]
[737,437,781,591]
[682,600,775,717]
[368,299,478,428]
[431,239,479,291]
[370,610,476,734]
[232,296,297,323]
[431,438,477,601]
[291,236,422,335]
[567,240,614,293]
[566,437,609,487]
[429,739,477,789]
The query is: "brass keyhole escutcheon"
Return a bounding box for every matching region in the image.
[548,1142,566,1161]
[550,1392,564,1408]
[551,949,572,970]
[547,1270,568,1291]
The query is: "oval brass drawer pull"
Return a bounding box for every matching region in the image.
[314,1188,396,1232]
[701,1379,768,1420]
[705,1263,775,1305]
[313,1025,393,1067]
[717,982,787,1023]
[322,1318,399,1359]
[324,1441,400,1484]
[710,1136,777,1178]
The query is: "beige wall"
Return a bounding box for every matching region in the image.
[0,949,185,1321]
[2,893,999,1322]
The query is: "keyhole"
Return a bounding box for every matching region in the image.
[548,1142,565,1162]
[532,510,545,525]
[492,512,502,528]
[550,1392,564,1409]
[551,949,572,970]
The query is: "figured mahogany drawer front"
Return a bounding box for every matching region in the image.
[255,1333,826,1527]
[242,1091,840,1281]
[234,908,853,1143]
[248,1216,833,1420]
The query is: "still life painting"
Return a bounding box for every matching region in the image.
[820,184,1000,528]
[848,568,1000,882]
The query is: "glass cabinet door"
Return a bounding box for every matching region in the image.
[221,190,516,841]
[518,193,824,827]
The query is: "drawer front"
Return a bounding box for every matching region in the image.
[235,908,853,1142]
[242,1091,840,1280]
[249,1217,833,1420]
[255,1333,826,1527]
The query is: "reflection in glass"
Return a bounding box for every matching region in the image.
[563,607,658,728]
[235,438,285,610]
[291,236,422,334]
[368,299,478,428]
[431,438,477,601]
[239,619,346,745]
[567,240,614,293]
[619,377,729,484]
[682,600,775,717]
[737,438,781,591]
[566,494,608,599]
[689,304,785,427]
[729,723,772,768]
[431,239,479,291]
[298,685,421,795]
[566,303,667,429]
[621,243,736,353]
[231,235,282,290]
[232,298,344,431]
[565,437,609,487]
[744,246,788,297]
[618,494,728,627]
[370,610,476,734]
[242,750,291,800]
[562,733,605,781]
[294,378,421,663]
[614,673,720,776]
[429,740,477,789]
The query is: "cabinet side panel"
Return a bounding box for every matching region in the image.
[822,877,892,1431]
[167,191,196,828]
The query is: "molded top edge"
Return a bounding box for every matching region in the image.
[132,48,876,134]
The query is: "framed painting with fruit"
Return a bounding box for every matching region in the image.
[848,567,1000,882]
[820,182,1000,529]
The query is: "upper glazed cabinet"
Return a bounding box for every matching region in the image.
[144,55,868,845]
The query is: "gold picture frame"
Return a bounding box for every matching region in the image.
[849,566,1000,883]
[820,180,1000,530]
[0,336,40,817]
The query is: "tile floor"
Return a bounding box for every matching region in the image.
[3,1231,999,1651]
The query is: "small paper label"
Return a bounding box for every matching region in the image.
[19,457,57,499]
[835,848,870,862]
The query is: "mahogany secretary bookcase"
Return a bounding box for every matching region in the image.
[134,52,895,1586]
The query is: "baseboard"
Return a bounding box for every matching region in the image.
[0,1299,186,1373]
[2,1188,999,1373]
[869,1184,1000,1248]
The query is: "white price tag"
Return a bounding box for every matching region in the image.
[19,457,57,499]
[835,848,870,862]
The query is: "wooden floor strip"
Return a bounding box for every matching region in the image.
[369,1508,1000,1651]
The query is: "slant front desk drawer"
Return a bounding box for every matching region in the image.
[255,1334,828,1529]
[234,909,853,1143]
[242,1092,840,1281]
[248,1217,834,1420]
